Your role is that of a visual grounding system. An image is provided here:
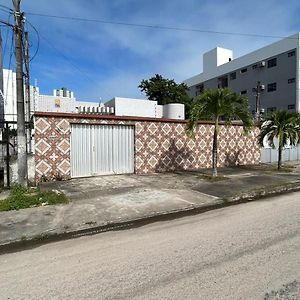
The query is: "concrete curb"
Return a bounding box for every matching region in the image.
[1,181,300,255]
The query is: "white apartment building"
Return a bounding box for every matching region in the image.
[1,73,103,119]
[184,33,300,114]
[2,69,38,124]
[36,88,106,114]
[1,70,185,123]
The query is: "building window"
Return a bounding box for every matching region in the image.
[240,68,247,74]
[267,58,277,68]
[288,104,295,110]
[267,82,277,92]
[288,50,296,57]
[240,90,247,95]
[267,107,276,113]
[230,72,236,80]
[218,76,228,88]
[288,78,295,84]
[195,84,204,96]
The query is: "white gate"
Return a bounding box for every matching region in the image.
[70,124,134,177]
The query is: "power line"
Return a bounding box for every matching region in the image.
[25,20,40,62]
[26,12,297,40]
[0,4,12,12]
[0,8,11,14]
[0,18,14,27]
[2,14,12,61]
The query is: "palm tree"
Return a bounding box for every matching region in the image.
[186,88,253,177]
[258,109,300,170]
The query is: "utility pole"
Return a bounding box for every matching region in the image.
[13,0,28,186]
[24,31,32,153]
[253,81,262,122]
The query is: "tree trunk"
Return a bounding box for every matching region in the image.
[212,123,218,177]
[278,145,282,170]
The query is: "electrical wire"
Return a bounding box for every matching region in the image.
[26,12,298,40]
[0,4,12,12]
[0,8,11,14]
[2,14,12,61]
[0,18,14,27]
[25,20,39,62]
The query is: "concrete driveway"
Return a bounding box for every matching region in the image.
[41,163,300,201]
[1,163,300,247]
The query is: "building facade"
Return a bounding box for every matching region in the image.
[53,87,74,99]
[1,76,104,119]
[2,69,38,124]
[1,71,185,124]
[184,33,300,114]
[36,87,103,114]
[105,97,185,120]
[33,112,260,182]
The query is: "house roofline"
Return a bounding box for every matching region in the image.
[33,111,253,126]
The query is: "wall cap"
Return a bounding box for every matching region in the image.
[33,112,253,126]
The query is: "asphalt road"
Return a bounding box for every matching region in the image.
[1,192,300,300]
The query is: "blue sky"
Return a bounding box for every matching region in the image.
[1,0,300,103]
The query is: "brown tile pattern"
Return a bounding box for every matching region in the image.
[34,116,260,181]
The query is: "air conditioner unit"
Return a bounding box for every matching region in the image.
[260,84,265,90]
[259,61,265,67]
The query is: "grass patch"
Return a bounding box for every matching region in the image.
[198,174,229,182]
[266,167,295,173]
[0,185,68,211]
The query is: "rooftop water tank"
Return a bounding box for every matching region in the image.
[163,103,185,120]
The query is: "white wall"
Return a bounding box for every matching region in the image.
[3,69,17,123]
[6,154,35,186]
[3,69,38,123]
[203,47,233,73]
[109,97,160,118]
[156,105,163,118]
[76,100,103,108]
[37,94,103,113]
[37,95,77,113]
[105,97,185,119]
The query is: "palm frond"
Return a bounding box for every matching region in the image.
[259,109,300,148]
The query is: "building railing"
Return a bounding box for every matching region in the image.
[77,106,114,114]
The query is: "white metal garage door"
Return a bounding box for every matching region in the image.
[70,124,134,177]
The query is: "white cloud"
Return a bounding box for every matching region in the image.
[1,0,299,101]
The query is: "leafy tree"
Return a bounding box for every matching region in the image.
[258,109,300,170]
[139,74,192,118]
[186,88,253,177]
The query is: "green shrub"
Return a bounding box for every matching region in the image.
[11,184,28,197]
[0,186,68,211]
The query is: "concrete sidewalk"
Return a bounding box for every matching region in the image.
[1,162,300,250]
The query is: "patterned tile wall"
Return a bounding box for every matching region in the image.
[34,115,260,181]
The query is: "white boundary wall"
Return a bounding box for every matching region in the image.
[261,145,300,163]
